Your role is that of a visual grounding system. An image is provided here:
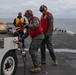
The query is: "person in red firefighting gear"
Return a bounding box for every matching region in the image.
[13,12,26,47]
[21,10,45,72]
[39,5,58,66]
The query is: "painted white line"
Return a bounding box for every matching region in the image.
[18,48,76,53]
[18,48,76,67]
[53,49,76,53]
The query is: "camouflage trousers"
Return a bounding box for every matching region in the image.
[40,35,56,61]
[29,39,43,67]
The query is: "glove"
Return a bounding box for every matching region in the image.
[19,38,24,42]
[24,25,29,29]
[45,33,50,39]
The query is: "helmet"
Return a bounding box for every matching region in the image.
[18,12,22,16]
[39,5,47,12]
[24,10,33,17]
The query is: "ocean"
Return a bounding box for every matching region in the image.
[54,18,76,33]
[0,18,76,33]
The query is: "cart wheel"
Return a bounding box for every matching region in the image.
[1,51,18,75]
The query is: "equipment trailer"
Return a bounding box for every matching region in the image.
[0,23,18,75]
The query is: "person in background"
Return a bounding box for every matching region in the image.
[13,12,26,47]
[39,5,58,66]
[21,10,45,72]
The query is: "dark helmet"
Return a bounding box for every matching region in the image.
[39,5,47,12]
[18,12,22,16]
[24,10,33,17]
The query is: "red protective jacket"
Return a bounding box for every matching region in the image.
[28,16,43,38]
[40,11,54,33]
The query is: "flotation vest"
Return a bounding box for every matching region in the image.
[28,16,43,38]
[40,11,54,33]
[16,17,24,31]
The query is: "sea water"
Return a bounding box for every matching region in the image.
[54,18,76,33]
[0,18,76,33]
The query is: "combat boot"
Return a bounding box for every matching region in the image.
[41,61,46,65]
[53,60,58,66]
[30,67,41,73]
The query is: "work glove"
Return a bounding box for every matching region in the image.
[24,25,29,29]
[45,32,50,39]
[19,38,24,42]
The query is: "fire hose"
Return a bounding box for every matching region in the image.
[13,39,48,75]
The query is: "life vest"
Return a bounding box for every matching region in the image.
[28,16,43,38]
[40,11,54,33]
[16,17,24,31]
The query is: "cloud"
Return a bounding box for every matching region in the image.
[0,2,19,14]
[0,0,76,18]
[0,6,17,13]
[22,1,39,8]
[58,0,76,12]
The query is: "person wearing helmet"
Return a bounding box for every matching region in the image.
[13,12,26,47]
[39,5,58,66]
[22,10,45,72]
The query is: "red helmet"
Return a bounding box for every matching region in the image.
[39,5,47,12]
[24,10,33,17]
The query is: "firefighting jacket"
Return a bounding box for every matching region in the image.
[28,16,43,38]
[22,16,44,39]
[40,11,54,36]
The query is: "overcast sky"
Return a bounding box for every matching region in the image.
[0,0,76,19]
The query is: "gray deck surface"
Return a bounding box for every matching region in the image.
[16,31,76,75]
